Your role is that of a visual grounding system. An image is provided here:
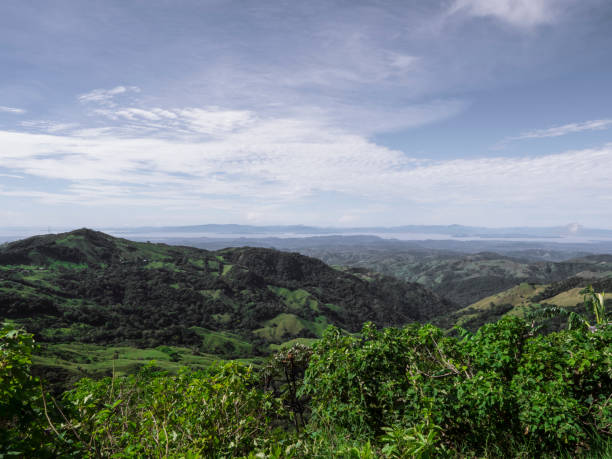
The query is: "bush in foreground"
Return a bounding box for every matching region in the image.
[2,317,611,457]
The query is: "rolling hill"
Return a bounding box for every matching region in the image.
[0,229,456,382]
[433,274,612,331]
[302,249,612,306]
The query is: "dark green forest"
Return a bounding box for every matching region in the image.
[0,229,454,385]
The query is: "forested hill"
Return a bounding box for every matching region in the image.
[302,248,612,306]
[0,229,455,353]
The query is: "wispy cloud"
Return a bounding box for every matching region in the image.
[0,173,24,179]
[0,106,25,114]
[95,106,256,137]
[78,85,463,137]
[448,0,563,27]
[510,119,612,141]
[78,86,140,107]
[20,120,79,133]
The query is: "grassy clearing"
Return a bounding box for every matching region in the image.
[190,326,254,355]
[268,286,320,312]
[0,264,41,271]
[21,275,59,290]
[207,260,219,270]
[254,313,331,341]
[466,282,546,311]
[541,287,584,307]
[189,258,206,268]
[254,313,306,341]
[324,303,343,312]
[144,261,181,271]
[33,343,227,377]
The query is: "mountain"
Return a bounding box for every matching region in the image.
[0,229,456,381]
[101,223,612,238]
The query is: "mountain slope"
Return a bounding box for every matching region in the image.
[0,229,455,356]
[433,274,612,331]
[302,248,612,306]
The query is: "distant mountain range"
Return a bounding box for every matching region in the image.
[4,223,612,243]
[101,223,612,238]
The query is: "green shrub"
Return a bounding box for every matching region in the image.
[301,318,611,456]
[60,362,281,457]
[0,323,59,457]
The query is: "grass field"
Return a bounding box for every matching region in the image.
[268,286,320,312]
[34,343,222,376]
[33,342,264,384]
[254,313,331,341]
[462,282,546,312]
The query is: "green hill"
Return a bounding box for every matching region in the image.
[0,229,456,382]
[306,248,612,306]
[433,275,612,331]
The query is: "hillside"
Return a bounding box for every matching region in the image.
[301,248,612,306]
[0,229,456,379]
[433,274,612,331]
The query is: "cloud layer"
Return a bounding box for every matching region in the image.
[1,1,611,227]
[1,97,611,226]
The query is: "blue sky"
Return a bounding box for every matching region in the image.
[1,0,612,228]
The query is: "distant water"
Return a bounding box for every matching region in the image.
[2,227,612,246]
[108,230,612,245]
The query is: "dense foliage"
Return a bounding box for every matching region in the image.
[60,363,280,457]
[2,316,610,458]
[303,318,611,455]
[0,324,59,457]
[1,230,452,354]
[305,248,612,307]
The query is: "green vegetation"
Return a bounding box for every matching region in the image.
[313,249,612,307]
[1,229,454,382]
[2,314,610,457]
[434,276,612,332]
[3,229,612,456]
[268,286,320,312]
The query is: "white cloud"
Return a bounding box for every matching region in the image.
[386,53,420,70]
[1,112,611,226]
[512,119,612,140]
[78,86,140,106]
[449,0,561,27]
[0,106,25,114]
[177,108,255,135]
[89,105,257,137]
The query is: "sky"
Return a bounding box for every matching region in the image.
[1,0,612,229]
